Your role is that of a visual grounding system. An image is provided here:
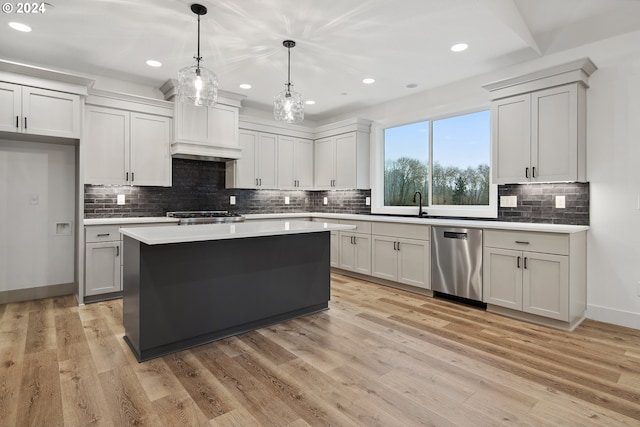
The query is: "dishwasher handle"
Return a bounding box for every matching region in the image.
[443,231,468,240]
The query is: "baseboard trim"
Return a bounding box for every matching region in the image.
[331,268,434,297]
[0,282,76,305]
[586,304,640,330]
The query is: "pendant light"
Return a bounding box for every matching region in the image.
[273,40,304,123]
[177,3,218,107]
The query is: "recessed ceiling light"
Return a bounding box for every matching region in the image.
[362,78,376,84]
[9,22,32,32]
[239,83,252,89]
[146,60,162,68]
[450,43,468,52]
[305,100,316,105]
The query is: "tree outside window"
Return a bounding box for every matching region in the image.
[384,110,490,208]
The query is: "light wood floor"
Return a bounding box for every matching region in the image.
[1,273,640,426]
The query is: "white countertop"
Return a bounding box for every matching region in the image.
[120,220,355,245]
[244,213,589,234]
[86,212,589,234]
[84,217,180,226]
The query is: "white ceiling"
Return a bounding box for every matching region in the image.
[2,0,640,121]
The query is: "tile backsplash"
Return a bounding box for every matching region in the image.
[497,183,589,225]
[84,159,371,218]
[85,159,588,225]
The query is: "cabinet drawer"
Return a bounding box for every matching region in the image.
[484,230,568,255]
[371,222,429,240]
[340,220,371,234]
[85,225,120,243]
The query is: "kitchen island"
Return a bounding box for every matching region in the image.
[119,220,354,362]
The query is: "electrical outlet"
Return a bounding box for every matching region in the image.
[284,196,290,205]
[555,195,566,209]
[365,196,371,206]
[117,194,125,205]
[323,197,328,205]
[229,196,236,205]
[500,195,517,207]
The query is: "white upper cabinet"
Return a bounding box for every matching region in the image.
[226,130,277,189]
[313,119,371,190]
[278,136,313,189]
[0,82,80,138]
[484,58,595,184]
[314,132,364,189]
[84,92,173,187]
[129,112,172,186]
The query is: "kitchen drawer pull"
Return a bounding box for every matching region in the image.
[523,257,528,269]
[24,117,27,129]
[97,233,111,237]
[517,256,521,268]
[131,172,135,182]
[393,241,397,250]
[126,172,129,181]
[16,116,19,128]
[116,246,120,256]
[532,167,536,178]
[397,242,400,250]
[515,241,530,244]
[525,167,529,178]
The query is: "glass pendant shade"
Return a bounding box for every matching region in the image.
[274,40,304,123]
[274,84,304,123]
[177,3,217,107]
[178,64,218,107]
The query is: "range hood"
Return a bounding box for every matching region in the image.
[160,79,245,161]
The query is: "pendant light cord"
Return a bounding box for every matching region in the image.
[195,14,202,70]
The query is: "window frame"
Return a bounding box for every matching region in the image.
[371,107,497,218]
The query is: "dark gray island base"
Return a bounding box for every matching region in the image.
[122,232,330,362]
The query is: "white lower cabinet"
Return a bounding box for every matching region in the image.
[330,231,340,268]
[339,232,371,275]
[372,236,430,289]
[483,229,584,326]
[85,225,121,296]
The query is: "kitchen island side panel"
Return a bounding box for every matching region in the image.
[123,232,330,361]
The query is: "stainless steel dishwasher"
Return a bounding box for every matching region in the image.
[431,226,483,302]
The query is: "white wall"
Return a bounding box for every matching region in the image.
[0,140,75,290]
[311,30,640,329]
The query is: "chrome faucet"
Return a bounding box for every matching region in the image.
[413,191,426,218]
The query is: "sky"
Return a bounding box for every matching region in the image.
[384,110,490,169]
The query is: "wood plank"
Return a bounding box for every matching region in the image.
[164,351,234,419]
[16,349,64,427]
[132,358,185,402]
[98,366,161,426]
[58,358,113,426]
[151,390,210,426]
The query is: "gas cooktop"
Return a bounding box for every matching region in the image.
[166,211,246,225]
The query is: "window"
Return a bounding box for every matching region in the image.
[379,109,495,217]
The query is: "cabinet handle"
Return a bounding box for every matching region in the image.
[97,233,110,237]
[397,242,400,251]
[515,241,530,245]
[525,167,529,178]
[131,172,135,182]
[393,241,396,250]
[116,246,120,257]
[16,116,19,128]
[255,178,258,186]
[259,178,262,186]
[524,257,528,269]
[126,172,129,181]
[517,256,521,268]
[532,166,536,178]
[24,117,27,129]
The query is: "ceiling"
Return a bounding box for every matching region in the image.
[2,0,640,121]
